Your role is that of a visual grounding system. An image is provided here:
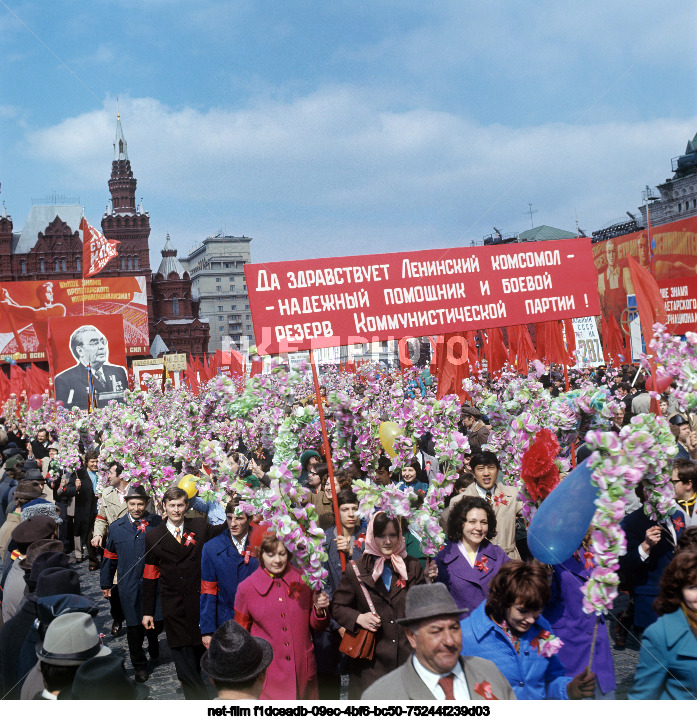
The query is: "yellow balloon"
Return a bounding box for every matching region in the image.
[178,474,199,499]
[12,352,21,360]
[379,421,404,458]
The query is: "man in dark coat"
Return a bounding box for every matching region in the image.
[200,498,258,647]
[620,497,684,632]
[66,451,99,567]
[142,486,226,699]
[101,485,163,683]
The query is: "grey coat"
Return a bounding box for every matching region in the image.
[362,654,516,701]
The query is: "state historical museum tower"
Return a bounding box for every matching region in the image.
[100,113,155,337]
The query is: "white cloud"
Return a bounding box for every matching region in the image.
[22,90,697,263]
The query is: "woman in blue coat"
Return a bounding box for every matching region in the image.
[460,560,596,700]
[544,539,616,698]
[436,496,509,616]
[630,547,697,699]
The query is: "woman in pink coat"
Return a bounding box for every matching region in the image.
[234,529,330,700]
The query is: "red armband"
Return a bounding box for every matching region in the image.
[143,563,160,580]
[201,580,218,595]
[234,610,252,631]
[103,549,118,560]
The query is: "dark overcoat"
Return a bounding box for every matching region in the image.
[66,467,97,537]
[330,553,425,699]
[101,513,163,627]
[199,529,258,635]
[142,516,226,647]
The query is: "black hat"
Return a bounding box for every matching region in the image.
[670,414,689,426]
[22,459,40,471]
[461,405,482,420]
[20,539,64,571]
[397,583,468,625]
[23,468,44,482]
[11,515,57,550]
[58,655,148,700]
[37,594,99,624]
[124,484,149,501]
[14,480,45,502]
[36,567,81,598]
[201,619,273,684]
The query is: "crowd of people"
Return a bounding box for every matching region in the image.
[0,360,695,702]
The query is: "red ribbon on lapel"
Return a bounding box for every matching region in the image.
[673,516,685,533]
[183,531,196,546]
[394,578,406,589]
[136,520,149,533]
[474,557,490,573]
[473,681,498,700]
[287,580,304,599]
[583,551,595,571]
[493,492,508,507]
[243,549,251,565]
[354,533,365,549]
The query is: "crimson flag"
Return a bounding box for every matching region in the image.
[398,338,413,371]
[0,368,9,402]
[515,324,538,373]
[627,255,667,340]
[10,364,28,399]
[82,217,120,278]
[27,364,49,396]
[485,327,509,376]
[435,333,469,401]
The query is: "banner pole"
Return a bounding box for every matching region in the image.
[309,348,345,571]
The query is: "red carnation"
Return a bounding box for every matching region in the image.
[520,428,561,503]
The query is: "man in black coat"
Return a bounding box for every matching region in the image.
[54,325,127,410]
[142,486,226,699]
[65,451,99,567]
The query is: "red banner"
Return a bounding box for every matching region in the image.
[0,276,149,362]
[245,238,599,355]
[82,217,120,278]
[48,315,128,411]
[592,215,697,336]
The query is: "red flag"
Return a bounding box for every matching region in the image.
[27,364,49,396]
[563,318,576,361]
[537,321,573,366]
[398,338,413,371]
[506,327,519,365]
[514,324,538,373]
[82,217,120,278]
[0,368,9,402]
[627,255,668,341]
[436,333,469,401]
[10,364,28,399]
[485,327,509,376]
[250,358,263,377]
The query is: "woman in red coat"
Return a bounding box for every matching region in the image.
[234,531,330,700]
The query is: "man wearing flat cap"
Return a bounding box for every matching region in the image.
[201,619,273,700]
[362,583,514,701]
[101,484,163,683]
[461,406,489,454]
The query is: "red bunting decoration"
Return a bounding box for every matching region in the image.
[520,428,561,503]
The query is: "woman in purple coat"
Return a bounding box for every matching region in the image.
[544,537,616,699]
[436,496,510,615]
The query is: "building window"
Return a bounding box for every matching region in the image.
[20,260,26,274]
[219,325,224,331]
[678,203,682,213]
[229,285,235,291]
[54,259,59,271]
[172,296,179,315]
[76,258,81,271]
[134,257,139,269]
[62,259,67,271]
[246,324,251,330]
[217,305,223,311]
[121,257,126,269]
[224,263,231,268]
[216,285,222,292]
[39,259,45,273]
[243,285,246,290]
[231,304,237,310]
[245,304,249,309]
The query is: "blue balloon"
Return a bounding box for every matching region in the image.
[527,458,598,565]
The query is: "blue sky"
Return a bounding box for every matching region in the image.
[1,0,696,266]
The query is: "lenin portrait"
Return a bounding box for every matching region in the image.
[54,325,128,409]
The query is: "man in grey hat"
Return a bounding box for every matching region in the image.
[201,619,273,700]
[362,583,515,701]
[461,405,489,453]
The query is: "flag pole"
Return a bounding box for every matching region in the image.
[309,348,345,571]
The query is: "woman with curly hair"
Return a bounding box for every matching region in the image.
[435,496,509,616]
[459,560,595,699]
[629,548,697,699]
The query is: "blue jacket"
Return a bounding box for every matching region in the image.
[629,608,697,699]
[544,551,616,694]
[100,513,163,627]
[460,601,571,700]
[619,507,684,628]
[435,540,509,618]
[199,529,258,635]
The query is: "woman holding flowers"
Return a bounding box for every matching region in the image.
[459,561,596,699]
[435,496,509,617]
[629,548,697,699]
[330,511,427,698]
[234,529,330,700]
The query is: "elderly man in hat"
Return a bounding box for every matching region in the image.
[362,583,514,701]
[0,479,45,568]
[101,484,163,682]
[3,516,57,622]
[461,406,489,454]
[201,619,273,700]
